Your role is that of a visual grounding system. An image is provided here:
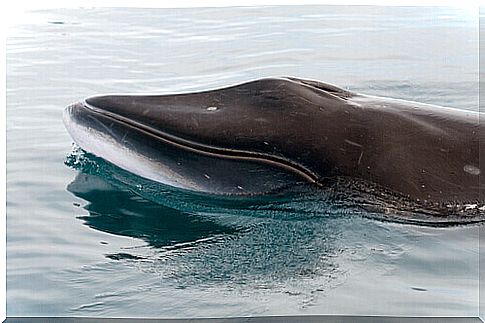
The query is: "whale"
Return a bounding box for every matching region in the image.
[63,76,484,217]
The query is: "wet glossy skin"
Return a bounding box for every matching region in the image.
[64,77,484,203]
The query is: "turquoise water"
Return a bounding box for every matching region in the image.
[7,6,480,317]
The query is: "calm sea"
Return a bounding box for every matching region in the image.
[7,5,480,317]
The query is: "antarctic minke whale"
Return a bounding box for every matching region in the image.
[63,76,484,218]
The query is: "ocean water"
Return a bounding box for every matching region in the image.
[6,5,480,317]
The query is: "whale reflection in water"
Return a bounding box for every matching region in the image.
[65,160,356,291]
[67,172,238,250]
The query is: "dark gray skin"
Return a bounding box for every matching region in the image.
[64,76,484,206]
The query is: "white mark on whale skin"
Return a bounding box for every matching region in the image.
[357,151,364,165]
[344,139,363,148]
[206,106,218,111]
[120,131,129,143]
[463,164,480,176]
[254,117,269,123]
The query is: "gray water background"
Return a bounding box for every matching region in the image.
[6,5,480,317]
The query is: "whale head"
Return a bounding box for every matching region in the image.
[63,77,353,195]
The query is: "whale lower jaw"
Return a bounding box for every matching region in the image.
[63,104,195,190]
[63,102,308,195]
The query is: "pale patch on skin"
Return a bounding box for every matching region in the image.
[463,164,480,176]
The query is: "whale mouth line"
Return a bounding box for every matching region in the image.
[80,101,320,184]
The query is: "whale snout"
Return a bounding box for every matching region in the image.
[63,101,90,140]
[63,101,82,123]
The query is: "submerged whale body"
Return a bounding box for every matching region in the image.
[63,76,484,218]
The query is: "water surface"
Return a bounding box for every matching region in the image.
[7,5,479,317]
